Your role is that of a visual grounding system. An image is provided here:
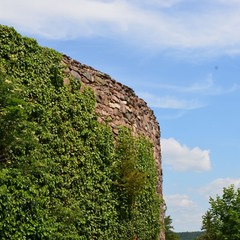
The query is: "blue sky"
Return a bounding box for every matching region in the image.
[1,0,240,232]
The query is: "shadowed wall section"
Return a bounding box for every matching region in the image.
[63,55,165,240]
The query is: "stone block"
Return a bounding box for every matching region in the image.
[70,70,81,81]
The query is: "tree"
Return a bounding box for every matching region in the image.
[165,215,180,240]
[199,185,240,240]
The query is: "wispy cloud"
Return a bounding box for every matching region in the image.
[165,178,240,231]
[165,194,203,231]
[156,110,186,120]
[200,178,240,199]
[139,92,203,110]
[137,77,240,112]
[149,77,240,95]
[215,0,240,6]
[2,0,240,56]
[131,0,184,8]
[150,81,211,93]
[161,138,211,172]
[165,194,197,208]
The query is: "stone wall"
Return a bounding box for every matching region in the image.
[62,55,164,240]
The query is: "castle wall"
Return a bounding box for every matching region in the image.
[62,55,164,240]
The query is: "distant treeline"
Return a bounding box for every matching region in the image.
[177,231,204,240]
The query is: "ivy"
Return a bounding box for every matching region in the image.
[0,25,162,239]
[114,128,161,240]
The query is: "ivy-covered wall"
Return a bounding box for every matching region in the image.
[0,25,164,240]
[63,55,165,240]
[62,55,163,197]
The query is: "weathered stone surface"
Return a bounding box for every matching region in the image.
[62,55,164,240]
[70,70,81,80]
[109,102,121,109]
[83,72,94,82]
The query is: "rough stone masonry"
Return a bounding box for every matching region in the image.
[62,55,165,240]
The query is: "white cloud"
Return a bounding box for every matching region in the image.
[161,138,211,172]
[165,194,203,231]
[2,0,240,56]
[152,77,240,95]
[200,178,240,199]
[215,0,240,5]
[1,0,135,38]
[189,77,240,95]
[131,0,183,8]
[139,92,203,110]
[165,194,196,208]
[157,110,186,120]
[150,78,214,93]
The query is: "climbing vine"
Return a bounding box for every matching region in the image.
[0,25,162,240]
[114,128,161,239]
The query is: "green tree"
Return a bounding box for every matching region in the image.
[164,215,180,240]
[199,185,240,240]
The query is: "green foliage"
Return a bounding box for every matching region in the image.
[114,128,147,204]
[164,216,180,240]
[199,185,240,240]
[177,231,203,240]
[0,24,119,239]
[114,128,161,240]
[0,25,162,239]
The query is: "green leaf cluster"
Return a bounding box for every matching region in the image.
[199,185,240,240]
[113,128,162,239]
[0,25,162,239]
[164,216,179,240]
